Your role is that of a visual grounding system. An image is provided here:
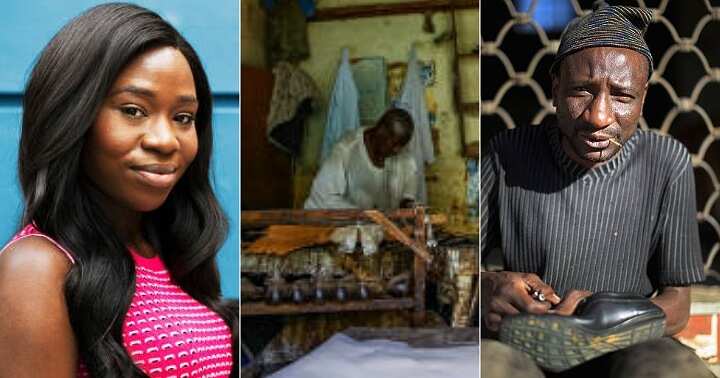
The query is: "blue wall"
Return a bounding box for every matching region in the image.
[0,1,239,297]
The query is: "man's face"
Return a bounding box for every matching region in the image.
[552,46,649,168]
[376,121,411,158]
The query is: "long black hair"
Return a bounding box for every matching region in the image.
[19,3,236,376]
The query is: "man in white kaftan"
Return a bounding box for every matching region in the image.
[305,108,418,210]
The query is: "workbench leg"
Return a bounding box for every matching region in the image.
[413,207,427,326]
[451,274,477,327]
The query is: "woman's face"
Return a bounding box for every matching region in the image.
[83,46,199,213]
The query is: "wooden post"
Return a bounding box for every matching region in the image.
[364,210,433,263]
[413,207,427,325]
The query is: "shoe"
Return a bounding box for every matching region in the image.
[499,292,666,372]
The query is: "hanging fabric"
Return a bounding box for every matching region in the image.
[319,48,360,162]
[265,0,310,66]
[397,46,435,203]
[267,62,319,157]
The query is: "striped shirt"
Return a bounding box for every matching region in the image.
[481,122,705,297]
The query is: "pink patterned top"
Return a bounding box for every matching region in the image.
[4,224,233,378]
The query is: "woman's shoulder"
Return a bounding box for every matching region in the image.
[0,229,73,328]
[1,224,75,264]
[0,225,75,279]
[0,226,77,376]
[0,233,73,281]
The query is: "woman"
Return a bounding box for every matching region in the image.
[0,3,237,377]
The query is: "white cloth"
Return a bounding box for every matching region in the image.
[268,333,479,378]
[329,224,384,255]
[304,128,417,210]
[397,47,435,203]
[320,48,361,162]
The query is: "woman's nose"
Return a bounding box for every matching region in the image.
[141,117,180,154]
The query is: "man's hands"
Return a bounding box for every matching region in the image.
[481,271,593,332]
[650,286,691,336]
[552,290,593,316]
[399,198,415,208]
[481,272,559,331]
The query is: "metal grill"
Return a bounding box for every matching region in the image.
[481,0,720,283]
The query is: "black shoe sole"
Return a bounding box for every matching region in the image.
[499,314,666,372]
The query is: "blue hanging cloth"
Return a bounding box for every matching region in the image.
[466,158,479,219]
[298,0,316,18]
[320,48,360,162]
[263,0,315,18]
[397,46,435,203]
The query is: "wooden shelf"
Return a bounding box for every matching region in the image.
[241,298,415,316]
[310,0,478,22]
[241,208,430,324]
[242,208,445,227]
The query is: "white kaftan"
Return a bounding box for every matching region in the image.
[304,128,417,210]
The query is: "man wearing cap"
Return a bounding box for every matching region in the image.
[481,2,713,377]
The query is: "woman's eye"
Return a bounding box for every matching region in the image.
[175,113,195,126]
[120,106,145,119]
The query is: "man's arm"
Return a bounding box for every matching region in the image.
[398,155,418,208]
[651,286,691,336]
[304,144,357,209]
[651,152,704,335]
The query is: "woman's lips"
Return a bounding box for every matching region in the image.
[131,165,178,189]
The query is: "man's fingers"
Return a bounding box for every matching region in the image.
[484,312,503,332]
[485,299,519,333]
[523,297,552,314]
[537,287,562,305]
[546,291,562,305]
[505,287,551,314]
[523,273,561,305]
[552,290,593,316]
[488,298,520,316]
[482,271,555,325]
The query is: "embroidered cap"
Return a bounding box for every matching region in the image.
[551,1,654,78]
